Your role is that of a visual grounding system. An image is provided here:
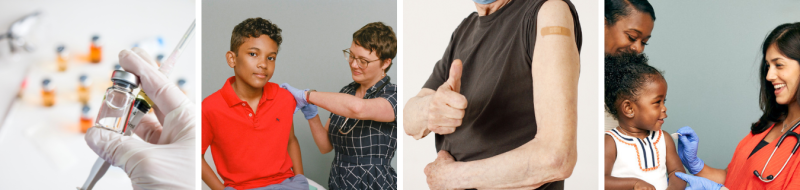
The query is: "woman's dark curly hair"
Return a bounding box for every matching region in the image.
[605,52,664,119]
[230,17,282,54]
[752,22,800,134]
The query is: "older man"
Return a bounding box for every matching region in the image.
[403,0,582,189]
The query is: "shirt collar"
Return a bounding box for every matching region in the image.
[221,76,276,107]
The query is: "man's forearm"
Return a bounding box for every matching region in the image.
[446,136,577,189]
[403,89,434,139]
[202,157,225,190]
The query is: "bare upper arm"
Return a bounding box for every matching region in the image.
[531,0,580,135]
[605,134,617,176]
[361,97,395,122]
[663,130,686,173]
[537,0,576,36]
[289,124,297,140]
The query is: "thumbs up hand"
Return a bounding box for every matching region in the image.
[427,59,468,135]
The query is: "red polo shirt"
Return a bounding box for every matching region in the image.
[202,76,296,190]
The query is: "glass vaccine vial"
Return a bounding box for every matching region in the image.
[80,105,93,133]
[89,35,102,63]
[94,70,139,133]
[42,78,55,107]
[78,74,91,104]
[56,45,68,72]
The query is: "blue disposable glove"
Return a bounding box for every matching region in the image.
[675,172,723,190]
[301,104,318,120]
[279,83,309,110]
[677,126,705,174]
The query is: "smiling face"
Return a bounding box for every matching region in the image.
[766,45,800,105]
[227,35,277,89]
[349,41,390,85]
[604,10,654,55]
[630,76,668,132]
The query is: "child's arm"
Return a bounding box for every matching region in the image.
[605,135,655,190]
[664,130,687,190]
[288,124,304,175]
[306,115,333,154]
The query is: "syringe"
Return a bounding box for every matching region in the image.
[137,19,195,107]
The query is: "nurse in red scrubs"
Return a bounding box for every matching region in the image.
[674,22,800,190]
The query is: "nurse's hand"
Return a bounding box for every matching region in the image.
[85,48,195,189]
[279,83,309,109]
[677,126,705,174]
[425,150,459,190]
[675,172,723,190]
[428,60,468,135]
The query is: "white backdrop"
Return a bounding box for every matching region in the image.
[401,0,600,189]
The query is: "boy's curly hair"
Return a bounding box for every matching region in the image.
[230,17,282,54]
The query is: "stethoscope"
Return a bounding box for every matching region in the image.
[338,76,390,135]
[753,119,800,182]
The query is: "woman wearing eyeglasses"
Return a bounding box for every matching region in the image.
[280,22,397,190]
[673,23,800,190]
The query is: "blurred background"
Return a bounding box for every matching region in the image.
[0,0,195,189]
[201,1,397,189]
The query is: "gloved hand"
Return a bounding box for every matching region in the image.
[301,104,318,120]
[85,47,195,190]
[677,126,705,174]
[675,172,723,190]
[279,83,318,119]
[279,83,309,108]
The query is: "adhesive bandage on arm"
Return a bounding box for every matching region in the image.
[541,26,570,37]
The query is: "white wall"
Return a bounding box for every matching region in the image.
[402,0,600,189]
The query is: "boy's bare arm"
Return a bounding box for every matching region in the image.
[664,130,688,190]
[202,157,225,190]
[288,124,304,174]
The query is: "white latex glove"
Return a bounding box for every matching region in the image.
[85,47,195,190]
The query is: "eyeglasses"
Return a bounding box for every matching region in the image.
[343,48,379,69]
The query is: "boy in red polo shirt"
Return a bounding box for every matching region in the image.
[202,18,308,190]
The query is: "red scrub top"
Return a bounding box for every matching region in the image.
[725,123,800,189]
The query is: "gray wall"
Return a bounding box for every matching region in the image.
[644,0,800,169]
[201,1,397,189]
